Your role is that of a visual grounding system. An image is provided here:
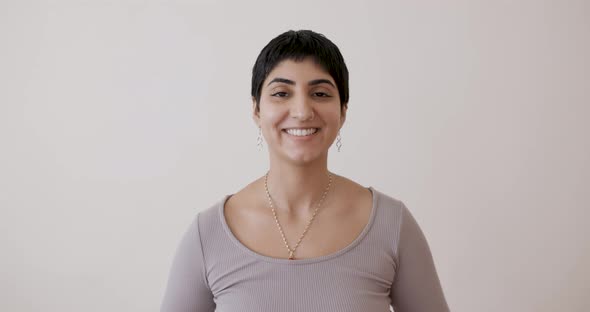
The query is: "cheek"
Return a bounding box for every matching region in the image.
[319,107,343,124]
[260,112,280,126]
[259,105,287,126]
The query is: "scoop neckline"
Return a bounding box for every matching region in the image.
[218,186,378,265]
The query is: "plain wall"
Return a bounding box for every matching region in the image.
[1,0,589,311]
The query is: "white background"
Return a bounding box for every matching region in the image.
[1,0,589,311]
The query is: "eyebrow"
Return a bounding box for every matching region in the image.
[267,77,336,88]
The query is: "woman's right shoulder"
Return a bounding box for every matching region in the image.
[224,177,264,210]
[197,178,263,226]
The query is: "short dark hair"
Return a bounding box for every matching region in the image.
[251,30,349,112]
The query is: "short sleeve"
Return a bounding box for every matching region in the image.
[161,214,216,312]
[390,202,450,312]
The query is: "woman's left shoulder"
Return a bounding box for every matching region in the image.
[334,174,404,210]
[332,174,372,204]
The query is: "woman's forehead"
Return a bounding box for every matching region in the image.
[265,58,334,85]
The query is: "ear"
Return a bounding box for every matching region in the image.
[339,104,347,129]
[252,97,260,127]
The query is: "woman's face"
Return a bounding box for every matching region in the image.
[253,57,346,165]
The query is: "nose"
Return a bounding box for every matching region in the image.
[290,94,315,121]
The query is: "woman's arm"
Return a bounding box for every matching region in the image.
[390,203,450,311]
[161,214,216,312]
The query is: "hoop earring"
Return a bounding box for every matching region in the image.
[256,127,264,151]
[336,131,342,152]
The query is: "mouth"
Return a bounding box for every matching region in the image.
[282,128,320,137]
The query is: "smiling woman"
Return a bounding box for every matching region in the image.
[160,30,450,312]
[255,58,344,165]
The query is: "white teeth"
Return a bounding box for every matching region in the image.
[285,128,318,136]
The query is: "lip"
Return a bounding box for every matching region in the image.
[282,127,321,130]
[282,128,321,140]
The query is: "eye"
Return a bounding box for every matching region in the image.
[313,92,331,97]
[271,91,288,97]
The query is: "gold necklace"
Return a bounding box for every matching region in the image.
[264,171,333,260]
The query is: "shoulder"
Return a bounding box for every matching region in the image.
[333,174,405,213]
[192,194,230,240]
[331,174,372,209]
[363,185,409,242]
[222,177,268,230]
[195,178,266,239]
[371,187,409,241]
[371,187,406,213]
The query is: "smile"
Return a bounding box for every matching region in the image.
[283,128,319,137]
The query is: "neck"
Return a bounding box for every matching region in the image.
[264,156,333,216]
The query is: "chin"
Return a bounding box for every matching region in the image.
[283,150,327,165]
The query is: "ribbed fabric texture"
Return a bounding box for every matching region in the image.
[161,187,450,312]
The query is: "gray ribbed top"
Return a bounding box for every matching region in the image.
[161,187,450,312]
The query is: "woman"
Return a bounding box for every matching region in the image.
[161,30,450,312]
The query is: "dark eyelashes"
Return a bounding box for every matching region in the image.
[270,92,332,98]
[271,92,288,97]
